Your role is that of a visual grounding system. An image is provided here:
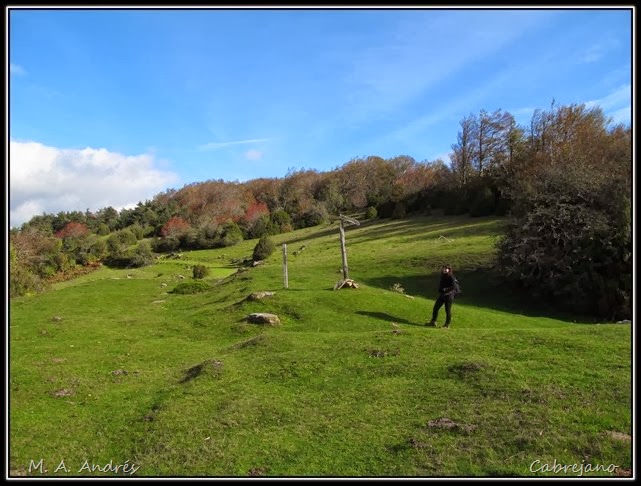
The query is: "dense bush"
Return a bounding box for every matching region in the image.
[220,221,244,247]
[271,209,292,230]
[104,241,154,268]
[365,206,378,219]
[252,235,275,262]
[171,281,211,294]
[241,214,279,240]
[496,104,631,321]
[129,241,154,267]
[9,264,46,297]
[152,236,181,253]
[107,229,137,255]
[96,223,110,236]
[129,224,145,240]
[193,264,209,279]
[296,205,328,228]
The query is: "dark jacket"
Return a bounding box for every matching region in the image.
[438,273,456,297]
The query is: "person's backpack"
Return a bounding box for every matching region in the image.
[452,277,462,296]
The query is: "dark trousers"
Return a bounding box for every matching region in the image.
[431,293,453,324]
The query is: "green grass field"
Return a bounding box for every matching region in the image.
[9,214,632,477]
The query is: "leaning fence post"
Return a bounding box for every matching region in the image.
[338,214,360,281]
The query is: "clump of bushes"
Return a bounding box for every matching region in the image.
[253,235,275,262]
[365,206,378,219]
[296,205,328,228]
[171,281,211,294]
[192,264,209,279]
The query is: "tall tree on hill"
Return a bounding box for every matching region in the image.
[312,171,345,215]
[450,113,477,187]
[337,158,370,210]
[279,168,321,217]
[243,177,282,213]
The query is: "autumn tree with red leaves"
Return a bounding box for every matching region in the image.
[160,216,191,238]
[240,201,272,239]
[55,222,90,239]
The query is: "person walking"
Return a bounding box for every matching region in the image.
[426,265,459,328]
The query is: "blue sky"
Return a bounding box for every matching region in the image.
[7,7,633,227]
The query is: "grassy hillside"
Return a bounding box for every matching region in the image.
[9,215,632,477]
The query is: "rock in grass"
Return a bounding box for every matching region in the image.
[247,291,275,301]
[427,417,477,433]
[247,313,281,325]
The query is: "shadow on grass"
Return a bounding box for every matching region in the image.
[356,310,426,327]
[278,215,491,247]
[275,216,505,260]
[362,270,594,324]
[348,216,505,246]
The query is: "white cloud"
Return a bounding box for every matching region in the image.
[606,106,631,125]
[9,141,179,228]
[10,63,26,76]
[585,84,631,111]
[198,138,271,151]
[584,84,631,126]
[244,149,263,161]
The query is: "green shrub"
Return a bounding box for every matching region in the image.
[129,224,145,240]
[129,241,154,267]
[365,206,378,219]
[193,264,209,279]
[252,235,275,262]
[297,205,328,228]
[497,166,631,320]
[152,236,180,253]
[9,264,46,297]
[271,209,292,230]
[89,238,109,261]
[171,281,211,294]
[96,223,110,236]
[221,222,244,247]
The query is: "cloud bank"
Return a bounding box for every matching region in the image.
[9,141,179,228]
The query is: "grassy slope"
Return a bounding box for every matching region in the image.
[9,215,632,477]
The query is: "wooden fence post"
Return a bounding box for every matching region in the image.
[283,243,289,289]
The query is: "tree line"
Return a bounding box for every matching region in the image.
[9,101,631,320]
